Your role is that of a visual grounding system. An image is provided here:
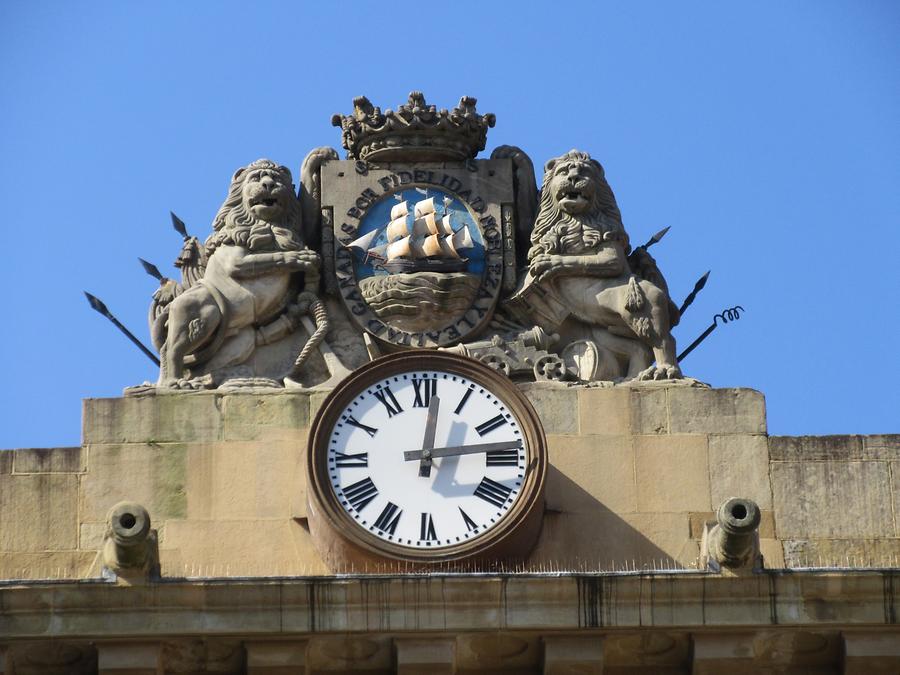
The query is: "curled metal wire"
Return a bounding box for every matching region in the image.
[677,304,746,363]
[714,305,745,325]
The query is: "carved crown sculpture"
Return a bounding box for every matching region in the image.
[331,91,496,162]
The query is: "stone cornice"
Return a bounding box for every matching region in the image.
[1,570,897,640]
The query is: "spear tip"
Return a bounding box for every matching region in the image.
[679,270,712,316]
[83,291,108,315]
[83,291,161,366]
[652,225,671,242]
[695,270,711,290]
[170,211,189,238]
[138,257,164,281]
[642,225,671,249]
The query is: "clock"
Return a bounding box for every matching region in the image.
[306,351,547,567]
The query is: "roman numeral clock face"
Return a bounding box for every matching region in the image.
[307,353,547,565]
[332,373,523,546]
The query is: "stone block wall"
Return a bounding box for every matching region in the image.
[82,392,322,577]
[1,386,898,579]
[770,434,900,567]
[0,446,96,579]
[523,384,775,570]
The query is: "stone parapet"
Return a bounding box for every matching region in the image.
[770,434,900,569]
[2,387,899,580]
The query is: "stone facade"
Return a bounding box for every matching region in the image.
[2,387,899,580]
[2,386,900,671]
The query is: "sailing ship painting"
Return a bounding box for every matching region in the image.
[344,188,486,334]
[346,190,480,275]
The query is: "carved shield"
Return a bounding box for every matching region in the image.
[320,160,515,348]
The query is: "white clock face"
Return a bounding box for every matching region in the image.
[326,369,527,549]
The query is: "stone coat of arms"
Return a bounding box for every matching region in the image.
[322,93,522,349]
[113,91,697,393]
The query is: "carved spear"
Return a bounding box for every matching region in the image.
[83,292,160,366]
[138,258,164,281]
[679,270,711,316]
[170,211,189,240]
[677,305,744,362]
[638,225,670,251]
[168,212,207,288]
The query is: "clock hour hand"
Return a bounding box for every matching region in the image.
[404,440,522,462]
[418,395,440,478]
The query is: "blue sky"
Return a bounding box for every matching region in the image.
[1,1,897,448]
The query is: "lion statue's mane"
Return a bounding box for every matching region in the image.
[527,150,628,261]
[204,159,304,256]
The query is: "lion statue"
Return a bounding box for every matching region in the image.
[512,150,681,381]
[151,159,320,388]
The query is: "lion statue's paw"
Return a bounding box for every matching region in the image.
[636,364,683,381]
[157,374,215,392]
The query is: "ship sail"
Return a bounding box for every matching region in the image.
[346,228,380,253]
[446,225,474,256]
[413,197,437,218]
[344,196,476,271]
[391,201,409,220]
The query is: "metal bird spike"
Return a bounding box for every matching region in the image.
[138,258,164,281]
[83,291,161,366]
[170,211,189,239]
[641,225,671,250]
[679,270,711,315]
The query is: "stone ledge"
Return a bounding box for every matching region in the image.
[0,571,896,639]
[82,394,225,445]
[865,435,900,457]
[573,386,767,437]
[220,394,310,441]
[770,435,900,461]
[83,393,315,445]
[771,435,860,461]
[667,388,766,435]
[79,386,769,447]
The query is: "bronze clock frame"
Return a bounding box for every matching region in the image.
[306,351,547,568]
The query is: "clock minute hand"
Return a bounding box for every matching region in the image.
[404,440,522,462]
[418,395,440,478]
